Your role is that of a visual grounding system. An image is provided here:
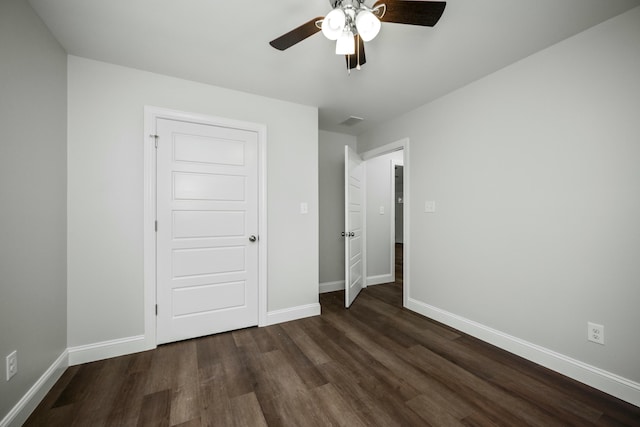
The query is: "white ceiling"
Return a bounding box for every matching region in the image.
[29,0,640,135]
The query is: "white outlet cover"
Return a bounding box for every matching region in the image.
[6,350,17,381]
[587,322,605,345]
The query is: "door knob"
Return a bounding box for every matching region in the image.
[249,235,257,242]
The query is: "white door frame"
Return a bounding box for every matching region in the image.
[390,158,403,283]
[143,106,268,348]
[361,138,410,308]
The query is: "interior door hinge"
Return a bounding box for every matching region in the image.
[155,220,158,232]
[155,304,158,315]
[150,134,158,148]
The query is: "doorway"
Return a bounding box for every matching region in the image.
[355,138,410,308]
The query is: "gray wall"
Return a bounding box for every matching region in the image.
[0,0,67,421]
[67,56,319,348]
[318,130,357,289]
[358,6,640,386]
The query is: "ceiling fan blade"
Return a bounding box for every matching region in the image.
[345,34,366,70]
[269,17,324,50]
[374,0,446,27]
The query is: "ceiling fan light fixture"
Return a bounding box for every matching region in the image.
[269,0,448,71]
[355,9,381,42]
[335,30,355,55]
[321,8,346,40]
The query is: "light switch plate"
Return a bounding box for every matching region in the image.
[425,201,436,213]
[300,202,308,214]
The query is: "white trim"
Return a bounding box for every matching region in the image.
[142,108,158,351]
[320,280,345,293]
[402,142,410,309]
[0,350,68,427]
[265,303,321,326]
[362,160,368,289]
[360,138,410,308]
[406,297,640,407]
[367,274,394,286]
[143,106,268,341]
[258,121,269,327]
[68,335,147,366]
[361,139,407,161]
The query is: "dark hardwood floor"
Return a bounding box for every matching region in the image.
[395,242,403,288]
[25,255,640,426]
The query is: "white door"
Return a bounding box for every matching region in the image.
[156,118,259,344]
[345,146,365,307]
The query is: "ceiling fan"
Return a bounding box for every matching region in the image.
[269,0,446,71]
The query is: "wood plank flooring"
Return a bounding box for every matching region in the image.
[25,282,640,426]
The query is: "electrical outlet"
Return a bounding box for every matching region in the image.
[6,351,17,381]
[588,322,605,345]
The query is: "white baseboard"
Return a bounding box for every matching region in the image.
[367,274,394,286]
[1,350,68,427]
[68,335,151,366]
[406,297,640,407]
[266,303,321,326]
[320,280,345,293]
[322,276,395,292]
[67,305,324,364]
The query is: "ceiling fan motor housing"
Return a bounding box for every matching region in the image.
[330,0,364,8]
[331,0,369,13]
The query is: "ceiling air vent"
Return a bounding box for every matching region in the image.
[339,116,364,127]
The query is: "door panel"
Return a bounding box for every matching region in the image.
[172,211,245,238]
[172,246,246,277]
[345,146,365,307]
[173,133,245,165]
[173,172,246,201]
[156,118,259,344]
[172,281,246,316]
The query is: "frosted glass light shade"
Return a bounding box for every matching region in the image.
[355,10,381,42]
[336,30,355,55]
[322,8,346,40]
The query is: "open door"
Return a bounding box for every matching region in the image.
[345,146,365,307]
